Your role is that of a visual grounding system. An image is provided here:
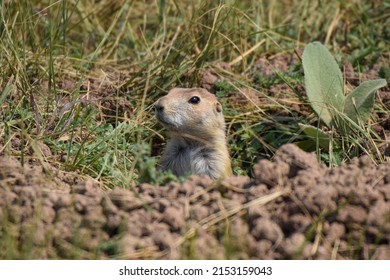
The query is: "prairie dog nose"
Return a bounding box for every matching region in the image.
[155,102,164,113]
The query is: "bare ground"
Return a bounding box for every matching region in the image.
[1,144,389,259]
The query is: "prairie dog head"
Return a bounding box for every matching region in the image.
[155,88,225,139]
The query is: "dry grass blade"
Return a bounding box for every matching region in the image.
[174,189,288,249]
[229,39,266,66]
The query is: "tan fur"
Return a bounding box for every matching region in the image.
[155,87,232,180]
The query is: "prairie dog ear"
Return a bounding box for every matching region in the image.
[215,102,222,113]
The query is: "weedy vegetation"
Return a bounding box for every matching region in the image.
[300,41,387,164]
[1,0,388,182]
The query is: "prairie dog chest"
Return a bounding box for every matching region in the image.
[163,139,218,178]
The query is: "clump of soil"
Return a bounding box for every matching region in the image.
[195,61,232,93]
[1,144,389,259]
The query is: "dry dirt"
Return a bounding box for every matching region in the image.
[1,144,389,260]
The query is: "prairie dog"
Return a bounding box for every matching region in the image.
[155,87,232,180]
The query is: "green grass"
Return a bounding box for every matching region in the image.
[1,0,389,182]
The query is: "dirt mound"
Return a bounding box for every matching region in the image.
[0,145,389,259]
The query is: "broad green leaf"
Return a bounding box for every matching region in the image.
[299,123,331,151]
[295,139,317,151]
[343,79,387,124]
[302,42,344,127]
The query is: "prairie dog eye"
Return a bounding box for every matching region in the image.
[188,96,201,104]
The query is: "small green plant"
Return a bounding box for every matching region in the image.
[302,41,386,130]
[299,42,387,160]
